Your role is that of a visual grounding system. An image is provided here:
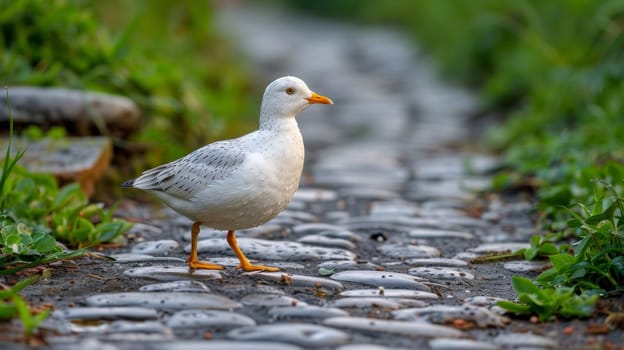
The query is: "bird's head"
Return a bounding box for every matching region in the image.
[261,76,333,118]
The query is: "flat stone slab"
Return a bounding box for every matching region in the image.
[297,234,356,250]
[1,86,141,133]
[85,292,241,310]
[493,333,558,348]
[324,317,465,338]
[293,188,338,202]
[406,258,468,267]
[112,254,185,263]
[131,240,179,255]
[0,136,112,196]
[166,310,256,329]
[408,267,475,280]
[339,288,439,300]
[152,341,304,350]
[332,297,426,309]
[429,338,501,350]
[227,323,351,347]
[408,228,474,240]
[392,304,510,328]
[330,271,431,291]
[192,238,355,261]
[377,244,441,259]
[469,243,529,254]
[138,280,210,293]
[268,305,349,320]
[503,260,551,273]
[52,307,158,321]
[123,266,223,282]
[244,271,345,290]
[318,260,381,272]
[241,294,308,307]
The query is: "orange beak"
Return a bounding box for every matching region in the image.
[306,92,333,105]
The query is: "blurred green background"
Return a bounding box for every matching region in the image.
[1,0,623,226]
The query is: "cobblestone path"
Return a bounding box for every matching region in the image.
[12,6,619,350]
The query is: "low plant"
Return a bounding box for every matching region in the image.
[497,276,599,322]
[498,181,624,319]
[0,276,51,341]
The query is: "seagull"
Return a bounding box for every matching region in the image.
[122,76,333,271]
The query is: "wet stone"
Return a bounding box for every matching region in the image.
[268,305,349,320]
[318,260,381,272]
[493,333,558,349]
[166,310,256,329]
[406,179,476,201]
[337,345,395,350]
[339,288,439,300]
[338,187,400,200]
[315,229,362,242]
[274,209,319,223]
[464,296,507,308]
[298,234,356,250]
[123,266,223,282]
[330,271,431,291]
[392,304,510,328]
[503,260,551,273]
[469,243,529,254]
[152,341,304,350]
[244,272,345,290]
[408,228,474,240]
[369,200,420,217]
[227,323,351,347]
[429,338,501,350]
[324,316,465,338]
[408,267,475,280]
[193,238,356,261]
[131,240,179,255]
[125,223,163,241]
[406,258,468,267]
[332,297,426,309]
[293,188,338,202]
[106,320,171,335]
[52,307,158,321]
[139,280,210,293]
[377,244,440,259]
[292,223,348,235]
[112,254,185,263]
[241,294,308,307]
[85,292,241,310]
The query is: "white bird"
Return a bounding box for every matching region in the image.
[122,76,333,271]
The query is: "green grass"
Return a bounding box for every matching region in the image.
[0,276,51,341]
[1,0,257,165]
[285,0,624,321]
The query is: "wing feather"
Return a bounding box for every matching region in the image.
[130,140,247,199]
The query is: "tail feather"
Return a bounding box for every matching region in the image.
[120,178,136,188]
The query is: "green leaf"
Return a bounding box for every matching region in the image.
[32,233,57,253]
[70,217,95,245]
[511,276,541,294]
[52,183,82,210]
[496,300,531,314]
[538,243,560,255]
[524,247,539,260]
[93,222,124,243]
[549,254,575,271]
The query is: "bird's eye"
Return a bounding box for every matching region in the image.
[285,87,295,95]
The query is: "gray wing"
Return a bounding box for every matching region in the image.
[130,140,247,198]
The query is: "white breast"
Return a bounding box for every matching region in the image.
[163,121,305,230]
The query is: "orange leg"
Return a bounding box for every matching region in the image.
[226,230,279,272]
[187,222,224,270]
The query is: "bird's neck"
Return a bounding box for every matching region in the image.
[259,111,298,132]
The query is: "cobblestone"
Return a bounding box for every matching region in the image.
[10,4,621,350]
